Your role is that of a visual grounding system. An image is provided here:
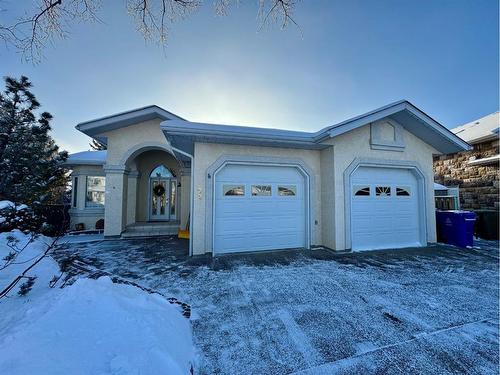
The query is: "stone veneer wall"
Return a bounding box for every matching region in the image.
[433,138,499,210]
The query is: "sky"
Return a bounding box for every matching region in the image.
[1,0,498,153]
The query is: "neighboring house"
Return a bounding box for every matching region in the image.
[65,100,469,255]
[434,112,499,210]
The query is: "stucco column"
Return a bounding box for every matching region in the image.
[104,165,129,237]
[179,170,191,230]
[126,171,139,225]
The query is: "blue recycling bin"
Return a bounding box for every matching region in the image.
[436,210,476,248]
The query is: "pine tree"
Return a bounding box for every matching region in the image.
[0,76,68,205]
[89,138,107,150]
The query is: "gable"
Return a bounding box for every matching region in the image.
[76,105,185,145]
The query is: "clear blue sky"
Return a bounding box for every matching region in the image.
[1,0,498,152]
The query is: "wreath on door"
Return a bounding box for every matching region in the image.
[153,184,165,197]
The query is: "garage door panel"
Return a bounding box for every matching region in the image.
[351,166,422,251]
[215,164,306,254]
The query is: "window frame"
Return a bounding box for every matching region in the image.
[85,176,106,207]
[375,186,391,197]
[353,185,371,197]
[396,186,411,197]
[277,185,297,197]
[251,184,272,197]
[72,176,78,208]
[223,184,246,197]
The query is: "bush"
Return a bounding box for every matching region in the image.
[0,207,45,234]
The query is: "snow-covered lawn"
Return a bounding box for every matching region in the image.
[0,231,194,374]
[55,238,500,374]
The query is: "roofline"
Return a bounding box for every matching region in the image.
[77,105,186,128]
[162,100,471,152]
[63,159,106,167]
[75,105,186,138]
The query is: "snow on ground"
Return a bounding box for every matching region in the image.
[55,237,500,374]
[0,231,195,375]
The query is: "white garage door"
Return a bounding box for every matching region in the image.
[351,167,422,251]
[214,164,306,254]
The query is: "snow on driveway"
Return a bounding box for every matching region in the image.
[55,238,499,374]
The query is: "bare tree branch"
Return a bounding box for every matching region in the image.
[0,0,301,62]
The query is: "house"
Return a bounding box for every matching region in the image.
[65,100,469,255]
[434,111,499,210]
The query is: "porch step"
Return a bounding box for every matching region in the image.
[121,221,180,238]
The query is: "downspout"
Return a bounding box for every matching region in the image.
[171,146,194,257]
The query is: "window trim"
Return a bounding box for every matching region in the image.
[375,186,391,197]
[396,186,411,197]
[85,176,106,207]
[353,185,370,197]
[277,185,297,197]
[223,184,246,197]
[72,176,78,208]
[251,184,272,197]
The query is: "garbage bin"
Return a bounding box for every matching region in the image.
[436,210,477,248]
[473,210,499,240]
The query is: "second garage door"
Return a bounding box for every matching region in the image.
[351,166,423,251]
[214,164,306,254]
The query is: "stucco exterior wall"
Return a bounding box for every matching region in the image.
[192,142,322,255]
[320,146,335,249]
[325,123,439,250]
[102,119,168,165]
[69,165,105,231]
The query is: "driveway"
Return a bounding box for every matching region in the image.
[54,238,499,374]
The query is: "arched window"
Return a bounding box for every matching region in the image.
[150,165,173,178]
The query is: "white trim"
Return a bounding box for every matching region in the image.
[76,105,185,138]
[163,100,471,154]
[343,158,428,250]
[468,155,500,166]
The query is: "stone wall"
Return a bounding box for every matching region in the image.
[433,138,499,209]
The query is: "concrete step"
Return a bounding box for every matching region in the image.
[121,221,180,238]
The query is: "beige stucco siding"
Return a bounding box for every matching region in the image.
[325,124,439,250]
[93,119,190,235]
[101,119,168,165]
[320,146,335,249]
[192,142,322,255]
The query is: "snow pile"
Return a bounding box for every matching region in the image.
[0,230,58,294]
[0,232,194,375]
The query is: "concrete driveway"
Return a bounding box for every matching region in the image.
[55,238,499,374]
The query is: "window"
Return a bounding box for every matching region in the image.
[72,177,78,207]
[396,187,411,196]
[223,185,245,196]
[252,185,271,196]
[375,186,391,196]
[353,186,370,196]
[150,165,173,178]
[278,185,297,196]
[86,176,105,207]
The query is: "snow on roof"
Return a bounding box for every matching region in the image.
[65,150,107,166]
[452,112,499,144]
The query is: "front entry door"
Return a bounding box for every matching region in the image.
[149,165,177,221]
[150,179,169,220]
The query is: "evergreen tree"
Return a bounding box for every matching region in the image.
[89,138,107,150]
[0,76,68,204]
